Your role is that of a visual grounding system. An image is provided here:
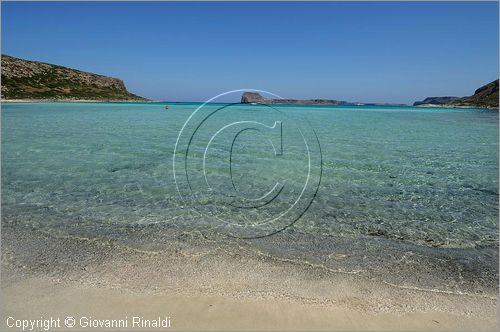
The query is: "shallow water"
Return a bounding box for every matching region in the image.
[1,102,498,294]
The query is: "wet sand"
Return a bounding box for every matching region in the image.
[1,224,498,331]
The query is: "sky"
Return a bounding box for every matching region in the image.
[2,1,499,104]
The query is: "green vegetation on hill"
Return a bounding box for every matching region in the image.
[451,79,499,108]
[1,55,148,101]
[414,79,499,109]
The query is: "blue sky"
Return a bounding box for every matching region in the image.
[2,1,498,103]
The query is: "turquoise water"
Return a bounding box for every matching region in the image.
[2,102,498,293]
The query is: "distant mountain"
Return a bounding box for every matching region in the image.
[1,54,148,101]
[414,80,499,108]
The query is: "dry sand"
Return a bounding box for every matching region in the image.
[1,225,498,331]
[2,278,497,331]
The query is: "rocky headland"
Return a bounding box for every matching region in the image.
[1,55,148,102]
[414,79,498,109]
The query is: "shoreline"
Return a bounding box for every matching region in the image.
[1,99,158,103]
[1,223,498,330]
[3,99,498,110]
[414,103,499,110]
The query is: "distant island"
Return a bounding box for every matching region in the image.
[241,92,338,105]
[414,79,499,109]
[241,92,407,107]
[414,96,460,106]
[1,55,148,102]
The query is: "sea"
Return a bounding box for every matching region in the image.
[2,102,498,295]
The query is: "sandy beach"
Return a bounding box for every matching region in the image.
[1,224,497,331]
[2,278,497,331]
[0,99,158,103]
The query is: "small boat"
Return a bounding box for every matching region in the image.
[165,105,169,110]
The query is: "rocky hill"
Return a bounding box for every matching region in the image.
[1,55,147,101]
[451,79,499,108]
[414,79,498,108]
[241,92,337,105]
